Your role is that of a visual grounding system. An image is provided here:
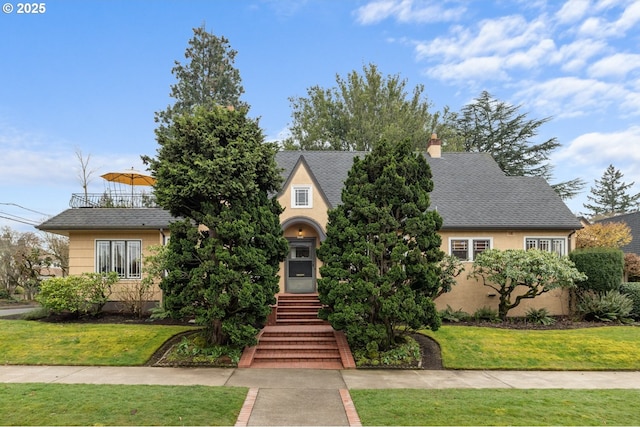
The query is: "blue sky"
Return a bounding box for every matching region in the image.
[1,0,639,232]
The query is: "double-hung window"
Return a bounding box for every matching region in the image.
[96,240,141,279]
[450,238,491,261]
[525,237,566,256]
[292,186,312,208]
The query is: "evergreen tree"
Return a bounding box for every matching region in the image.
[284,63,446,151]
[583,164,640,218]
[156,24,246,129]
[317,139,443,352]
[448,91,585,200]
[143,106,288,347]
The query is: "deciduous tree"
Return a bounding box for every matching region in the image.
[469,249,586,319]
[284,63,444,151]
[576,222,632,249]
[143,106,288,348]
[317,139,443,352]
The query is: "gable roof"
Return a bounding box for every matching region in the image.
[276,151,581,231]
[37,208,175,235]
[39,151,582,233]
[596,211,640,254]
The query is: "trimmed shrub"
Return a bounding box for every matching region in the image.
[37,272,118,316]
[569,248,624,293]
[620,282,640,319]
[576,290,633,322]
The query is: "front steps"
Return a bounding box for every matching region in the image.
[239,294,355,369]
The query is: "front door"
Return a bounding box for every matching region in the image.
[286,238,316,293]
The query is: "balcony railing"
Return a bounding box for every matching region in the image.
[70,192,158,208]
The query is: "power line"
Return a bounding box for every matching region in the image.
[0,214,40,226]
[0,203,51,217]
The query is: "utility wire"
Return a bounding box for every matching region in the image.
[0,214,40,226]
[0,203,51,217]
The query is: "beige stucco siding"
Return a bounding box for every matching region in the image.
[278,162,329,229]
[277,161,329,293]
[435,229,575,316]
[67,230,164,301]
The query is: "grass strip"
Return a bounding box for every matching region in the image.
[0,383,247,426]
[351,388,640,426]
[421,325,640,370]
[0,320,196,365]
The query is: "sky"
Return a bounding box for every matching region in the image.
[1,0,639,233]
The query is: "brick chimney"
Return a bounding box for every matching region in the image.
[427,133,441,158]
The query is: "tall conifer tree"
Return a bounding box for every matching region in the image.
[584,164,640,218]
[317,139,443,352]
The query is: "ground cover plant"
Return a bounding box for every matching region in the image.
[0,320,196,365]
[421,325,640,370]
[351,388,640,426]
[0,383,247,426]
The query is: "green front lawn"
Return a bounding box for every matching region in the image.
[0,320,197,365]
[421,325,640,370]
[0,383,247,426]
[351,389,640,426]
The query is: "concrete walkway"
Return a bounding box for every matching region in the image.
[1,366,640,426]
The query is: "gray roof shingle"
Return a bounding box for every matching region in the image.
[596,211,640,254]
[276,151,581,230]
[37,208,175,234]
[39,151,582,233]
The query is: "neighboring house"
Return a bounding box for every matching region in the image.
[596,211,640,255]
[38,136,582,316]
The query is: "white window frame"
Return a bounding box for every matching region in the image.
[291,185,312,208]
[449,237,492,262]
[524,237,567,256]
[95,239,142,279]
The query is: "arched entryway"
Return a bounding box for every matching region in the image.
[281,217,325,294]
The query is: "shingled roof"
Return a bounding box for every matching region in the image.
[596,211,640,254]
[37,208,175,235]
[276,151,581,230]
[39,151,581,233]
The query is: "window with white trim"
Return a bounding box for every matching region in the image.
[450,238,491,261]
[96,240,141,279]
[292,186,312,208]
[525,237,566,256]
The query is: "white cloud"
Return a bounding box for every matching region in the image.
[556,0,591,24]
[417,15,548,61]
[554,125,640,165]
[578,1,640,38]
[425,56,509,83]
[354,0,466,25]
[548,38,608,72]
[515,77,630,118]
[588,53,640,78]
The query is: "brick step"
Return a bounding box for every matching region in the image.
[277,301,322,307]
[259,336,336,344]
[257,344,339,351]
[278,305,320,314]
[253,352,341,362]
[275,319,328,326]
[277,312,321,319]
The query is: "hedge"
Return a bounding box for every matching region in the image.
[569,248,624,293]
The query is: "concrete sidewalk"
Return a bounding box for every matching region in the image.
[2,366,640,426]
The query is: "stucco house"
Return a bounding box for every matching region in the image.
[38,136,582,317]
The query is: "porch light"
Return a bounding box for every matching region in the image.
[297,228,303,239]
